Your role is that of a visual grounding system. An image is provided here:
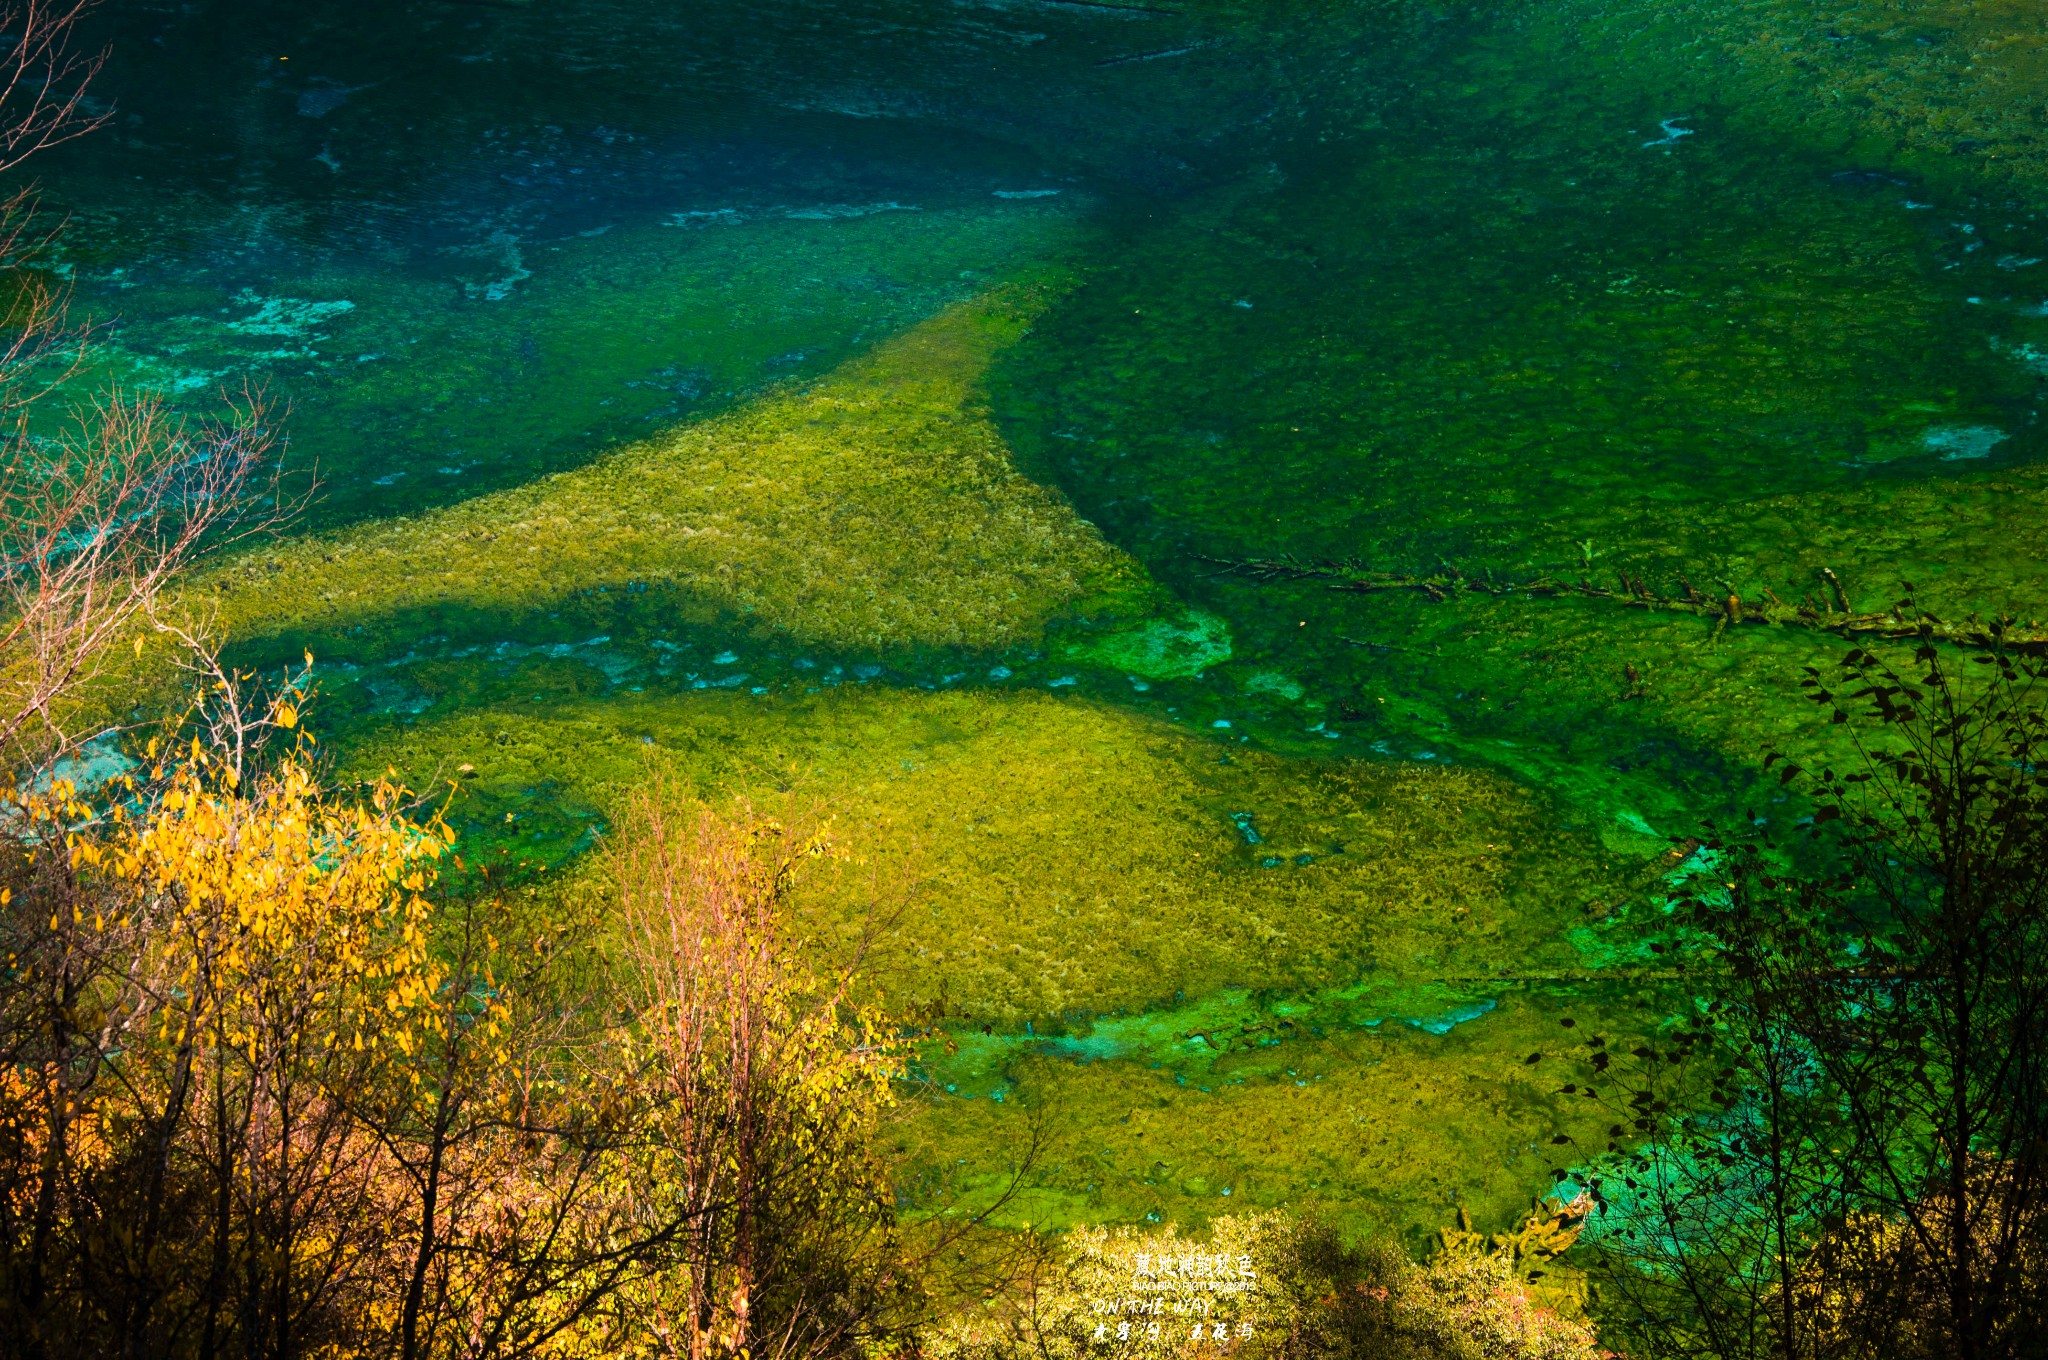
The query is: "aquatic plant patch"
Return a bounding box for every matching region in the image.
[341,685,1623,1024]
[897,987,1648,1245]
[190,283,1155,656]
[1504,0,2048,204]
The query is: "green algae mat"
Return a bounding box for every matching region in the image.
[47,0,2048,1248]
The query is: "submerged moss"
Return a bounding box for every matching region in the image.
[346,685,1618,1024]
[1508,0,2048,202]
[1059,609,1235,681]
[72,0,2048,1253]
[898,987,1641,1244]
[335,680,1650,1239]
[979,11,2048,853]
[195,281,1153,655]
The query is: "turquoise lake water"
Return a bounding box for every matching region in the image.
[45,0,2048,1240]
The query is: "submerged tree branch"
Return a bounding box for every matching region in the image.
[1198,554,2048,655]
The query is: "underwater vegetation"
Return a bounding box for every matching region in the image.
[1210,554,2048,653]
[340,685,1621,1023]
[981,0,2048,853]
[900,988,1635,1246]
[336,681,1646,1239]
[193,283,1153,656]
[45,199,1088,532]
[41,0,2048,1269]
[1505,0,2048,201]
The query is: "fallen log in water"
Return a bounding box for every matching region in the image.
[1196,555,2048,655]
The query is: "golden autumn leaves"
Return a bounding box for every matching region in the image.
[0,691,913,1358]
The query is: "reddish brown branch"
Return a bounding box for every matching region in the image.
[1,387,300,761]
[0,3,108,176]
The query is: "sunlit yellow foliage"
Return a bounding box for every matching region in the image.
[597,787,914,1360]
[3,723,924,1357]
[97,749,452,1062]
[1434,1196,1594,1322]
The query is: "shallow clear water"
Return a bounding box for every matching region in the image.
[49,0,2048,1241]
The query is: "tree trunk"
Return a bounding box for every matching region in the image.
[400,1074,455,1360]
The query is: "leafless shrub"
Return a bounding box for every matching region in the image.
[0,389,295,764]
